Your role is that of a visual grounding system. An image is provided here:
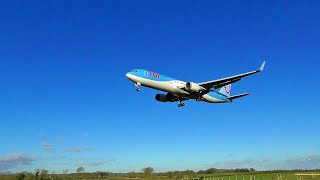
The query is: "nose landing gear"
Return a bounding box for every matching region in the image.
[135,83,141,92]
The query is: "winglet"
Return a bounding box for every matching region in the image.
[257,61,266,72]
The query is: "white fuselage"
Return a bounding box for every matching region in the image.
[126,74,228,103]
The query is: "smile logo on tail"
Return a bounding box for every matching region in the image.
[224,86,231,95]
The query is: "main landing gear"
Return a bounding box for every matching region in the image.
[196,97,203,102]
[135,82,141,92]
[177,100,185,107]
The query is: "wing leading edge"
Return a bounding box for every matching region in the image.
[198,61,265,89]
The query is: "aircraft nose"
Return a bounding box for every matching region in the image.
[126,72,133,80]
[126,71,137,81]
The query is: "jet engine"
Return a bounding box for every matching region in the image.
[155,94,172,102]
[186,82,205,92]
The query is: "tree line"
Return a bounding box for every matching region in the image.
[2,166,320,180]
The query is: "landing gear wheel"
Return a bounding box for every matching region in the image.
[196,98,202,102]
[178,101,185,107]
[135,82,141,92]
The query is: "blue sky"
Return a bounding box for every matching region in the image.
[1,0,320,173]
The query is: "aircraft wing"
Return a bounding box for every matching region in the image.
[198,61,265,89]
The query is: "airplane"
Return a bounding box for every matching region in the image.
[126,61,265,107]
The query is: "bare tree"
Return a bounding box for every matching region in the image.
[34,169,41,180]
[40,169,49,179]
[34,169,48,180]
[63,169,69,174]
[40,169,48,175]
[76,166,85,173]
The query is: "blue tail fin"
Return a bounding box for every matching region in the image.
[218,84,232,97]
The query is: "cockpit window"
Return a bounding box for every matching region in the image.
[131,70,138,72]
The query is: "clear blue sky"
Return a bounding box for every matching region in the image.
[1,0,320,173]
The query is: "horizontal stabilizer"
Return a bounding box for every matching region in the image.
[227,93,250,101]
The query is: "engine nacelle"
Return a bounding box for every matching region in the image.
[155,94,172,102]
[186,82,204,92]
